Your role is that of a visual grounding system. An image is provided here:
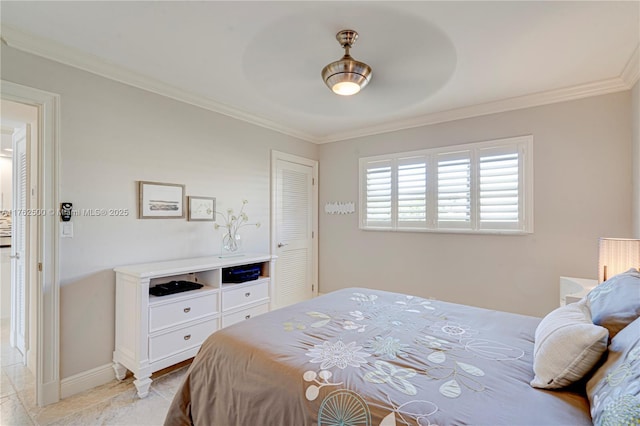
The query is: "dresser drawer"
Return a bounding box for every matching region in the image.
[222,303,269,328]
[222,279,269,311]
[149,292,219,333]
[149,319,218,362]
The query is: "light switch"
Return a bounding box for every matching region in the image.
[60,222,73,238]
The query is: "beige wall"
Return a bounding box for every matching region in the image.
[318,92,633,317]
[632,81,639,238]
[1,45,318,378]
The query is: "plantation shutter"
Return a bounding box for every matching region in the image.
[358,135,532,233]
[397,156,427,228]
[479,146,521,230]
[364,159,393,228]
[437,151,471,228]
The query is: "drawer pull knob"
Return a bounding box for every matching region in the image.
[245,315,251,320]
[184,334,191,341]
[183,307,191,313]
[245,292,251,297]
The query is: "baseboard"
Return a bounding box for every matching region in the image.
[40,380,61,406]
[61,363,115,399]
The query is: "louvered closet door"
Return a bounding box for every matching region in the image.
[11,127,27,357]
[274,159,313,308]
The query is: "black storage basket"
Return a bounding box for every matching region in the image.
[222,263,261,283]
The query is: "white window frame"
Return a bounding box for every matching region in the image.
[359,135,533,235]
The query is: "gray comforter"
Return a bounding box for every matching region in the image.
[165,288,591,425]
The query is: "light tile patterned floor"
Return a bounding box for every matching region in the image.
[1,320,187,425]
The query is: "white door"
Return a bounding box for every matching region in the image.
[10,126,28,359]
[272,152,317,308]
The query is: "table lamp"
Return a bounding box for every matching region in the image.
[598,238,640,282]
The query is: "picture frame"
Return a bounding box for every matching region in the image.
[187,196,216,221]
[137,181,185,219]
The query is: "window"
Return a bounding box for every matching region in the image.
[359,135,533,234]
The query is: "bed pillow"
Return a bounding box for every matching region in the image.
[586,317,640,425]
[530,299,609,389]
[587,268,640,339]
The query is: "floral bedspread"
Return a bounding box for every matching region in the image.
[165,288,592,426]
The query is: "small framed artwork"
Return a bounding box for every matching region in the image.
[138,181,185,219]
[187,196,216,221]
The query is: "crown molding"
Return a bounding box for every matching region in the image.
[2,26,637,145]
[317,73,635,143]
[0,25,319,143]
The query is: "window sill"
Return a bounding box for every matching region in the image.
[359,226,533,236]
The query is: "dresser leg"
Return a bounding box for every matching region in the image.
[113,362,127,381]
[134,375,152,398]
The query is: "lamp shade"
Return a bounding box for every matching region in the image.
[598,238,640,282]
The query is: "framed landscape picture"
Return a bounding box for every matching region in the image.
[187,196,216,221]
[138,181,185,219]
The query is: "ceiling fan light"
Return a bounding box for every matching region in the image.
[321,30,372,96]
[323,63,371,96]
[332,81,361,96]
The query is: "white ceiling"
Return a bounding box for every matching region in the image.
[1,1,638,143]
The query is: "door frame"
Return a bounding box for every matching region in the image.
[270,151,319,300]
[2,80,61,406]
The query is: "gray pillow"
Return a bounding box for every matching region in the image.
[587,268,640,339]
[586,317,640,426]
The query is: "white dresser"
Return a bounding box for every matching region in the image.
[112,253,275,397]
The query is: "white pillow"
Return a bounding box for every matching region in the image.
[530,299,609,389]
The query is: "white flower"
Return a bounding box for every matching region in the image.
[215,199,260,252]
[343,320,367,333]
[366,336,409,359]
[350,310,364,320]
[306,340,370,369]
[364,360,417,395]
[428,321,478,340]
[350,293,378,303]
[415,334,452,350]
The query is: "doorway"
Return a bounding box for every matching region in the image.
[1,100,38,402]
[1,81,60,406]
[271,151,318,308]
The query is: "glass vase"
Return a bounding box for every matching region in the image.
[220,231,243,257]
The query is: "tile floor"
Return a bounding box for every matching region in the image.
[1,320,188,425]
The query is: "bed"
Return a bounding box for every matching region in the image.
[164,287,598,425]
